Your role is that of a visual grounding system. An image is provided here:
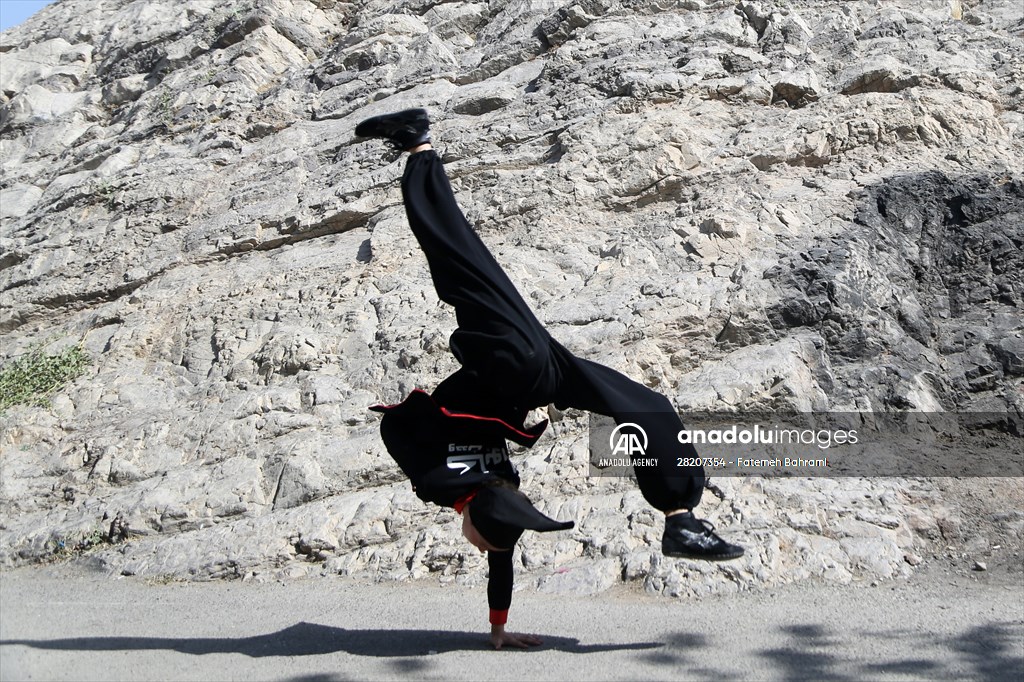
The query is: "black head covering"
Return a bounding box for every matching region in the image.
[468,485,574,550]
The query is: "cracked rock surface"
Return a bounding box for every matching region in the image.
[1,0,1021,595]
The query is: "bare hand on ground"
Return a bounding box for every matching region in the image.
[490,627,543,650]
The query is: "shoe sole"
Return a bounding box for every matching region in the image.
[354,108,428,138]
[663,549,745,561]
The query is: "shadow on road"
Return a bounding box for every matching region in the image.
[647,620,1024,681]
[0,622,662,658]
[5,618,1020,679]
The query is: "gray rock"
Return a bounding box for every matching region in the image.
[769,69,821,107]
[0,183,44,218]
[100,74,148,106]
[839,57,919,95]
[450,82,520,116]
[0,0,1020,598]
[0,84,93,130]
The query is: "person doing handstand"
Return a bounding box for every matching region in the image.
[361,109,743,650]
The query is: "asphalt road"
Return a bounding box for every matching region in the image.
[1,563,1021,681]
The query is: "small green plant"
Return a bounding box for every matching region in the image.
[75,527,108,551]
[93,179,118,210]
[146,574,185,585]
[155,88,175,125]
[0,343,91,410]
[48,527,107,558]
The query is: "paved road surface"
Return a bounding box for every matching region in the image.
[1,564,1021,681]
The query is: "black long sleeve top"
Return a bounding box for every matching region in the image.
[371,389,546,625]
[487,549,514,625]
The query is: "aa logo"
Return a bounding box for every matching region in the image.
[609,422,648,457]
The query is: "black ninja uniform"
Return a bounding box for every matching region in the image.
[371,149,706,626]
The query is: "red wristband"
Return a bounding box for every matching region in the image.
[489,608,508,625]
[453,489,479,515]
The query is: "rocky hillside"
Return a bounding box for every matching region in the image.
[1,0,1021,595]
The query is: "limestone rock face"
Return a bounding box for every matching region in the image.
[1,0,1021,594]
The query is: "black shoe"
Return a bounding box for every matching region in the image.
[662,512,744,561]
[354,108,430,150]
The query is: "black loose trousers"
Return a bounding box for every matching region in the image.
[401,150,704,513]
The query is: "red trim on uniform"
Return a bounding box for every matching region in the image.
[370,389,548,446]
[439,406,540,441]
[453,489,479,515]
[369,388,432,412]
[489,608,508,626]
